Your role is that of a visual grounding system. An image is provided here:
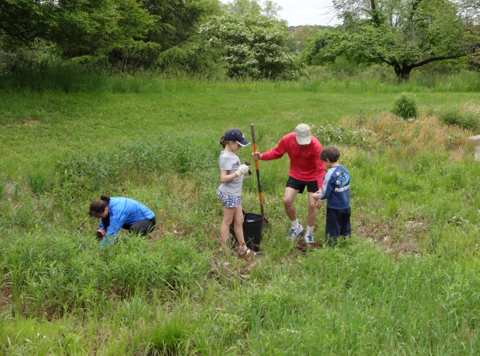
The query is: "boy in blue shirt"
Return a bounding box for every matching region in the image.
[313,146,351,246]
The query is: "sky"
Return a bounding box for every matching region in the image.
[271,0,340,27]
[220,0,341,27]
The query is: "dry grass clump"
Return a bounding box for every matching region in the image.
[339,111,476,159]
[458,103,480,112]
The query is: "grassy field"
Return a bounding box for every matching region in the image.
[1,75,480,355]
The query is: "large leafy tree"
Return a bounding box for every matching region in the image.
[221,0,283,19]
[200,14,299,79]
[221,0,262,16]
[0,0,221,73]
[302,0,480,80]
[0,0,152,57]
[115,0,220,71]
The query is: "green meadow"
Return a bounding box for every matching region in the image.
[1,73,480,355]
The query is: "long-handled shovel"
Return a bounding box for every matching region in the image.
[250,123,268,227]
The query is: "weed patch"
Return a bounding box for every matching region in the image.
[314,110,474,159]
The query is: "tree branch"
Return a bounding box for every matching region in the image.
[408,0,423,21]
[421,46,431,53]
[361,7,374,18]
[412,54,465,67]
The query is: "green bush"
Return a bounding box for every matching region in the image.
[392,93,417,119]
[462,111,480,132]
[439,108,463,126]
[439,108,480,132]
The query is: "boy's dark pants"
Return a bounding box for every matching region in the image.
[325,207,351,246]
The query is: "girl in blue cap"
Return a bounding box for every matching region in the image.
[217,129,254,260]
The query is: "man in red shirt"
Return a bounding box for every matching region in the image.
[252,124,326,243]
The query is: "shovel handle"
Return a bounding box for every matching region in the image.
[251,124,265,216]
[250,124,259,171]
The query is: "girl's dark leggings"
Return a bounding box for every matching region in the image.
[123,217,156,236]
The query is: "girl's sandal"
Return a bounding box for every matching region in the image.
[238,248,255,261]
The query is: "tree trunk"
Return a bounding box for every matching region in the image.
[393,63,413,82]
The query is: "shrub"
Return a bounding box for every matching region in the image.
[439,108,479,132]
[461,111,480,132]
[392,93,417,119]
[439,108,463,126]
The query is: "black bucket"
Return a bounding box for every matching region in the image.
[230,211,264,252]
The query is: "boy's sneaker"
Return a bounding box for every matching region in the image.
[286,225,305,241]
[238,248,255,261]
[304,234,315,244]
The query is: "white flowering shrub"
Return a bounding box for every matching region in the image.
[200,14,300,79]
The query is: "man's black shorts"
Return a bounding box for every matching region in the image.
[286,176,318,194]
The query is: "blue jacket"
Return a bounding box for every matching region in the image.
[317,165,350,209]
[99,197,155,239]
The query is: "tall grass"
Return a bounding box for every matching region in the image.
[2,62,480,94]
[2,77,480,354]
[2,231,210,319]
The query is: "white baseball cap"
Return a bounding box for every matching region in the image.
[294,124,311,145]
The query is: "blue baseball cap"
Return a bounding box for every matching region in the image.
[224,129,250,147]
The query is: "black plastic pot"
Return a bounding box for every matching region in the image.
[230,211,264,252]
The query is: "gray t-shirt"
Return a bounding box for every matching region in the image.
[218,151,243,196]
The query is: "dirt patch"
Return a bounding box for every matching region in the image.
[295,240,322,253]
[356,218,427,256]
[148,225,183,242]
[149,229,164,241]
[0,283,13,312]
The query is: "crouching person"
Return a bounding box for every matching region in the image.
[89,194,156,246]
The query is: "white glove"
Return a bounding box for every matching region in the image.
[316,189,325,200]
[236,164,249,176]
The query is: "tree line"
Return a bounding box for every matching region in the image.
[1,0,479,81]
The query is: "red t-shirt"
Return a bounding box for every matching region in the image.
[261,132,326,188]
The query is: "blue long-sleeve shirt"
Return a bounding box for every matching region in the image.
[99,197,155,238]
[317,165,350,209]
